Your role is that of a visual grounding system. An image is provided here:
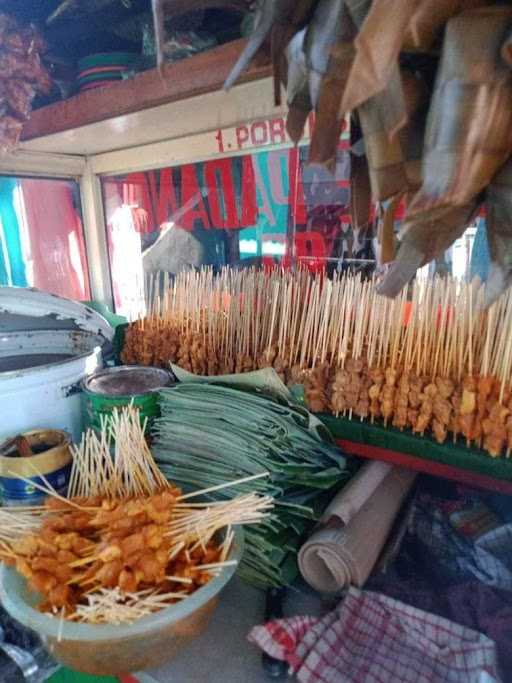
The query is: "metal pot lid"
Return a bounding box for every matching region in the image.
[0,287,114,340]
[83,365,173,396]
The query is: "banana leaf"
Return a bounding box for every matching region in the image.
[306,0,377,172]
[484,157,512,307]
[349,138,373,232]
[284,28,312,144]
[279,552,301,584]
[304,0,345,108]
[171,364,292,401]
[405,0,490,51]
[284,0,347,148]
[224,0,315,96]
[409,6,512,214]
[224,0,287,90]
[358,68,427,201]
[377,200,480,299]
[271,0,318,105]
[307,3,356,172]
[340,0,420,116]
[401,202,481,265]
[377,193,402,265]
[268,547,287,565]
[502,27,512,68]
[154,382,348,589]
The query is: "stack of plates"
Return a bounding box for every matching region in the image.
[77,52,137,92]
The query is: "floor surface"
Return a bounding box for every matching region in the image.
[147,577,328,683]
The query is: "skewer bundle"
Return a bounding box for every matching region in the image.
[0,406,272,625]
[123,268,512,459]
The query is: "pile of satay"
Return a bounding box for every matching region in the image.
[3,490,223,616]
[309,362,511,457]
[122,268,512,459]
[0,407,271,625]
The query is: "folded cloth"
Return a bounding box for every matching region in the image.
[367,577,512,680]
[249,587,502,683]
[409,487,512,591]
[299,465,416,592]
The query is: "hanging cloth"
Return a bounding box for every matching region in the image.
[0,177,27,287]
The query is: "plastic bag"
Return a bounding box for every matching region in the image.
[0,611,58,683]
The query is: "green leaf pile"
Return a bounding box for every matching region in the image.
[153,383,347,589]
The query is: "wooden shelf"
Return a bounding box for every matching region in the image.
[21,39,271,143]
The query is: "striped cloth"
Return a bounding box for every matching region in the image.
[249,588,502,682]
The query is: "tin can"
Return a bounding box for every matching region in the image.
[82,365,174,433]
[0,429,72,507]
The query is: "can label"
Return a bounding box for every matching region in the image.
[0,463,72,506]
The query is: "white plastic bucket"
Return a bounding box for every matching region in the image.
[0,329,104,442]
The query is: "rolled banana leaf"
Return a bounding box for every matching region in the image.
[349,133,372,232]
[484,158,512,307]
[377,193,402,265]
[377,200,480,298]
[402,202,480,265]
[285,29,308,97]
[304,0,345,109]
[344,0,371,28]
[340,0,420,116]
[404,0,490,51]
[358,69,427,201]
[224,0,315,95]
[307,3,357,171]
[409,6,512,215]
[502,27,512,68]
[271,0,318,105]
[284,28,312,144]
[286,89,312,144]
[224,0,291,90]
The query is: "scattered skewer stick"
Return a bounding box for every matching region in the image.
[178,472,270,500]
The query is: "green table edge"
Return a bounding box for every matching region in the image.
[320,414,512,483]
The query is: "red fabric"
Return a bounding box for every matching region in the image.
[249,588,501,683]
[19,178,90,300]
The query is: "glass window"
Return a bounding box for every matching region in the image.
[102,126,481,319]
[0,176,90,301]
[102,137,361,318]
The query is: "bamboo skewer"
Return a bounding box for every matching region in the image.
[1,404,273,627]
[124,268,512,457]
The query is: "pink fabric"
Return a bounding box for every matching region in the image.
[249,588,501,683]
[19,178,90,300]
